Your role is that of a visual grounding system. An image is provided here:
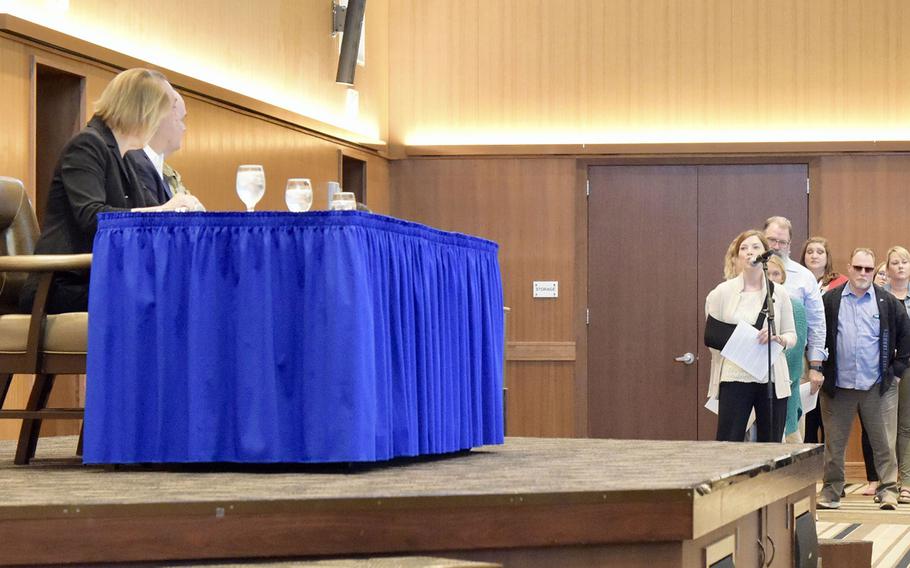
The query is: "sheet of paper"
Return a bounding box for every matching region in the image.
[720,320,785,380]
[800,381,819,413]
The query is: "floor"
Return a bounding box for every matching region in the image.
[818,483,910,568]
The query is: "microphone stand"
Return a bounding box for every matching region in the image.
[758,258,776,443]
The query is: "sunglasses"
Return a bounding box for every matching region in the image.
[851,265,875,274]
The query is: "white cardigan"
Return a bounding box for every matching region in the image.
[705,274,797,399]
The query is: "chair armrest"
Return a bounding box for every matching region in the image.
[0,254,92,272]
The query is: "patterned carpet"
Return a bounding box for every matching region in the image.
[818,483,910,568]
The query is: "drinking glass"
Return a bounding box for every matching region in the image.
[285,178,313,212]
[330,191,357,211]
[236,165,265,212]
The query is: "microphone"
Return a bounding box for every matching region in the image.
[751,250,775,266]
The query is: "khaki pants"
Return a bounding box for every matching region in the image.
[819,384,899,503]
[897,377,910,483]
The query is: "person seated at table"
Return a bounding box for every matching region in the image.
[20,68,202,314]
[125,89,196,204]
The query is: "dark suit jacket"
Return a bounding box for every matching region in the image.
[821,282,910,397]
[125,149,170,205]
[22,115,153,312]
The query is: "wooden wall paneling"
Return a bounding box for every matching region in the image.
[814,155,910,269]
[32,58,85,224]
[574,160,588,437]
[171,95,350,212]
[390,0,910,151]
[339,146,391,215]
[506,342,575,362]
[0,37,33,192]
[390,157,576,341]
[365,154,391,215]
[166,94,388,214]
[506,362,575,437]
[390,157,577,437]
[4,0,389,145]
[0,42,100,441]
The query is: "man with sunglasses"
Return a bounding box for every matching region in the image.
[817,248,910,511]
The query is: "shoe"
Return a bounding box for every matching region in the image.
[817,499,841,510]
[880,498,898,511]
[875,494,882,503]
[899,489,910,504]
[862,482,879,496]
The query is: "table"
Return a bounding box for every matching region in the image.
[83,211,504,463]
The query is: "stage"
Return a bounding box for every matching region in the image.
[0,436,822,566]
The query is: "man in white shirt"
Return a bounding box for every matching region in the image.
[764,216,827,394]
[126,89,195,204]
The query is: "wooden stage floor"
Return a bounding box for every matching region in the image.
[0,436,823,566]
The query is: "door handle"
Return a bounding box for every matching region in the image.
[674,352,696,365]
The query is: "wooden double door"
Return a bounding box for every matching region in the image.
[587,164,808,441]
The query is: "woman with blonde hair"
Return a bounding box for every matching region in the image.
[766,255,808,443]
[801,236,848,293]
[21,68,200,313]
[706,230,796,442]
[883,246,910,503]
[875,261,890,287]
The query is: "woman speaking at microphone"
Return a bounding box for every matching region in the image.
[705,230,796,442]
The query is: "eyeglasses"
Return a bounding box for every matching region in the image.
[767,238,790,247]
[851,265,875,274]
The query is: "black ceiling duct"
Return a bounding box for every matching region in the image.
[336,0,366,86]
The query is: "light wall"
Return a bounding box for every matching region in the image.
[3,0,388,144]
[390,0,910,148]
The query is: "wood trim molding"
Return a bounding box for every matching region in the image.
[506,342,575,362]
[573,159,589,437]
[0,14,384,152]
[403,141,910,157]
[845,462,869,482]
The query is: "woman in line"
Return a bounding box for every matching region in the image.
[800,237,847,445]
[767,256,808,443]
[884,246,910,503]
[876,262,890,287]
[21,68,201,314]
[802,236,848,293]
[706,230,796,442]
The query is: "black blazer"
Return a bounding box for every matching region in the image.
[22,115,153,312]
[125,149,170,205]
[821,282,910,397]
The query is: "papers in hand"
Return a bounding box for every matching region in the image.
[720,320,785,380]
[800,382,819,413]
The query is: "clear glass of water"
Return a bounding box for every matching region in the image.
[285,178,313,212]
[236,165,265,212]
[330,191,357,211]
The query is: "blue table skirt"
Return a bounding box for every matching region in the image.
[84,212,504,463]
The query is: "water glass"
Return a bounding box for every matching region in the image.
[236,165,265,212]
[326,181,341,208]
[285,178,313,212]
[330,191,357,211]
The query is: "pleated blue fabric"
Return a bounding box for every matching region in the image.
[83,211,504,463]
